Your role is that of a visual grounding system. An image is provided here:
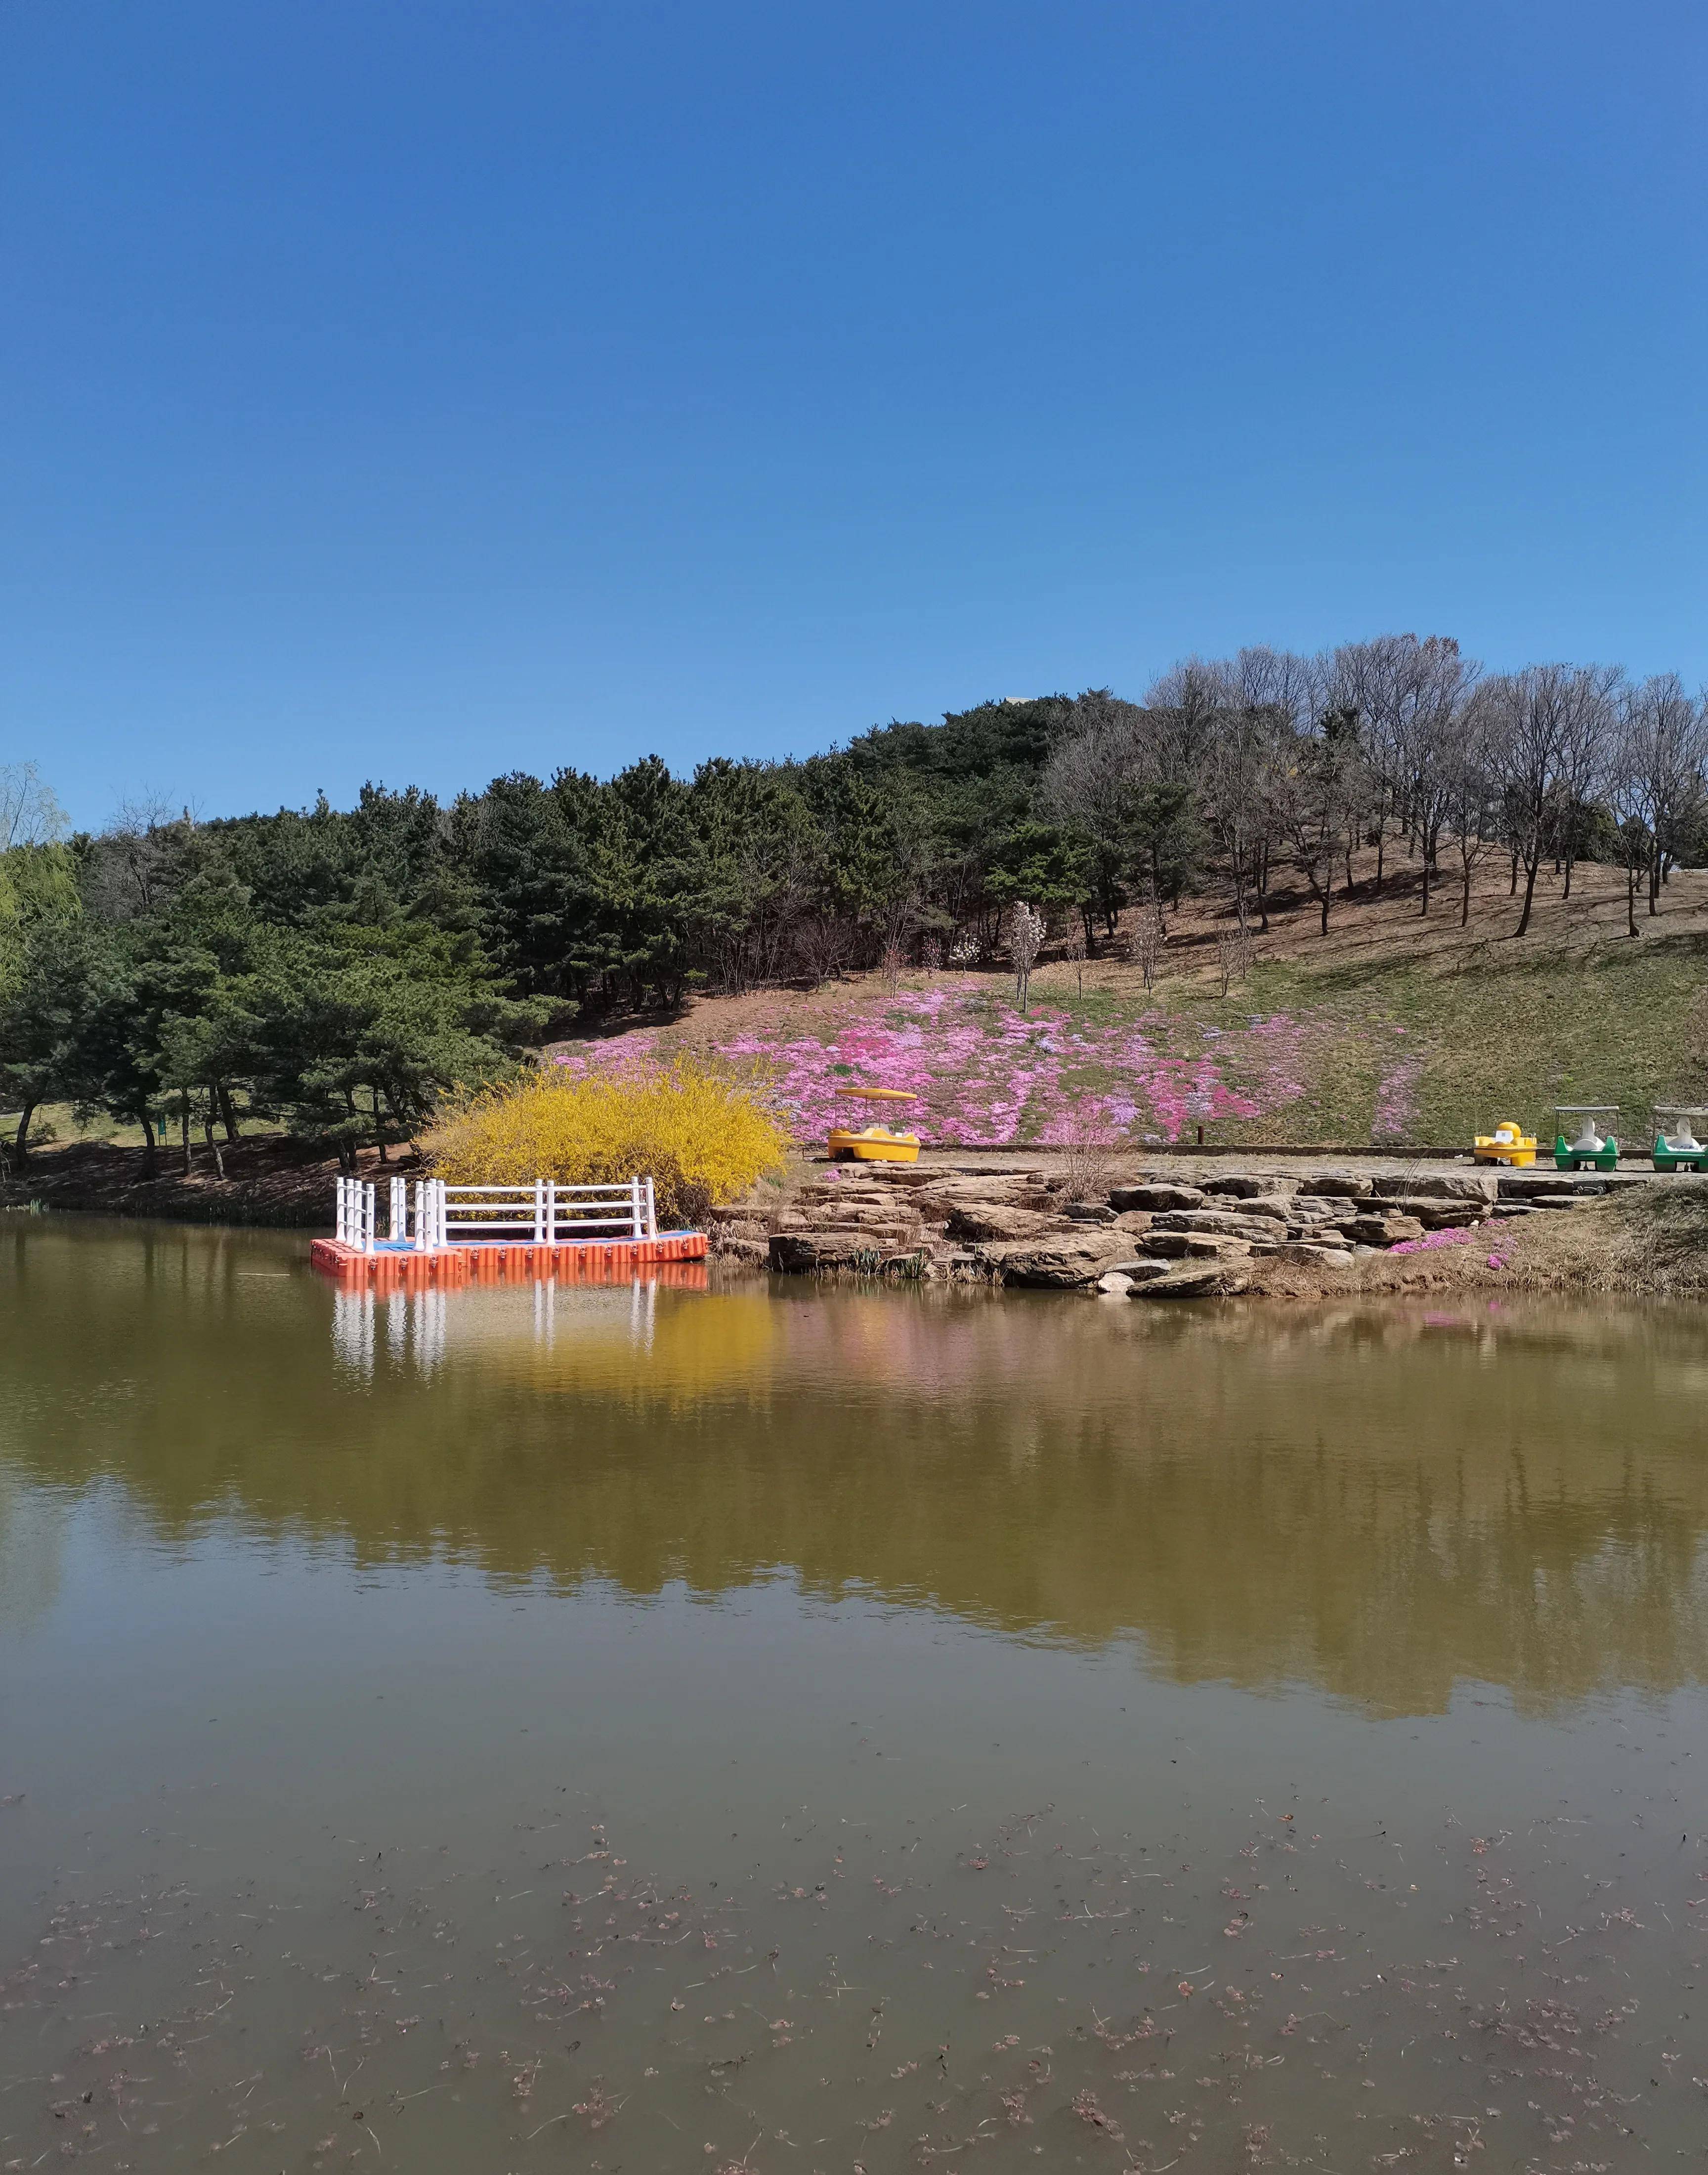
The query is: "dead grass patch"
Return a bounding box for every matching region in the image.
[1247,1181,1708,1303]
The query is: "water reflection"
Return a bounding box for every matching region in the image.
[3,1219,1708,1713]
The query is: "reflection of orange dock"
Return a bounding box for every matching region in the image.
[310,1232,709,1288]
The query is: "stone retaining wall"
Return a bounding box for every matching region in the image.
[728,1161,1641,1300]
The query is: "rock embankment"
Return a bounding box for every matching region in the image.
[718,1163,1641,1300]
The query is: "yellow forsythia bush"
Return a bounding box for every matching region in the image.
[424,1059,789,1229]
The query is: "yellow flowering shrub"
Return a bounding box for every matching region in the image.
[424,1059,789,1229]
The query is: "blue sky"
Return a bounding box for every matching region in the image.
[3,1,1705,829]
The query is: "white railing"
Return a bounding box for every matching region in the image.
[334,1174,659,1252]
[335,1175,379,1250]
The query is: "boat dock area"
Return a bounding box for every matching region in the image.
[312,1175,708,1284]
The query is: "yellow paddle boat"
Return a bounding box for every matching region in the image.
[1473,1119,1537,1167]
[827,1086,922,1164]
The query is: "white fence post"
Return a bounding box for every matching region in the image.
[547,1179,557,1244]
[629,1175,642,1238]
[389,1175,407,1244]
[362,1181,377,1255]
[644,1175,657,1238]
[533,1178,545,1243]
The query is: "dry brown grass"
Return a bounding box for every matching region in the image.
[1247,1180,1708,1304]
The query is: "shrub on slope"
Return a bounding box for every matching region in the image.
[426,1060,788,1230]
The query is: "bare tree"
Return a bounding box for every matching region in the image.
[1188,649,1296,936]
[1326,640,1401,889]
[1619,674,1707,918]
[1214,925,1250,997]
[1330,636,1480,912]
[1552,665,1621,899]
[792,913,857,987]
[1608,694,1657,938]
[1062,918,1086,997]
[1143,658,1230,785]
[1131,901,1163,992]
[83,794,183,921]
[1482,666,1618,938]
[0,763,67,850]
[1441,694,1501,927]
[1227,646,1313,930]
[1038,693,1148,938]
[1274,693,1364,937]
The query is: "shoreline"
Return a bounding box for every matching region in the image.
[8,1138,1706,1308]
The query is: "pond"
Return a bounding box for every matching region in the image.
[2,1218,1707,2171]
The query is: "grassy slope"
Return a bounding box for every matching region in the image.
[593,853,1708,1150]
[11,851,1707,1161]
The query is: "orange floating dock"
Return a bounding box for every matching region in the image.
[310,1230,709,1287]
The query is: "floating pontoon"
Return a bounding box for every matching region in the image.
[311,1175,709,1283]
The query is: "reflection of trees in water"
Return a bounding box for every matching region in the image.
[0,1469,62,1634]
[5,1222,1708,1713]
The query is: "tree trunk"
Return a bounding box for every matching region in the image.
[203,1092,226,1181]
[1515,852,1541,938]
[1562,850,1574,900]
[1318,875,1330,937]
[13,1097,37,1165]
[1459,857,1471,928]
[180,1092,192,1175]
[1626,863,1638,937]
[1509,848,1519,896]
[217,1080,241,1142]
[139,1110,158,1179]
[373,1087,388,1164]
[1420,853,1431,917]
[1374,818,1385,895]
[1649,842,1661,916]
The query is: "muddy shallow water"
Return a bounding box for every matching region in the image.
[2,1219,1707,2172]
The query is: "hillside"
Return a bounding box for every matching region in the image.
[553,848,1708,1151]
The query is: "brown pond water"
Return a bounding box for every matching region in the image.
[2,1219,1708,2173]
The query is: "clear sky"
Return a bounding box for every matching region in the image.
[3,1,1705,830]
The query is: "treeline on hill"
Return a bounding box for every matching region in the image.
[3,634,1707,1173]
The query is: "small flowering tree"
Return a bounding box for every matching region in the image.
[1008,900,1046,1013]
[1132,903,1163,993]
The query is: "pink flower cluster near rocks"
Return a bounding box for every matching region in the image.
[554,986,1318,1145]
[1387,1226,1479,1256]
[1372,1044,1424,1140]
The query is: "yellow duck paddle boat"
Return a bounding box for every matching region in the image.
[1473,1119,1537,1167]
[827,1086,922,1164]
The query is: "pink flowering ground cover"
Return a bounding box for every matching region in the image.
[1387,1227,1478,1256]
[1371,1037,1424,1140]
[552,985,1322,1145]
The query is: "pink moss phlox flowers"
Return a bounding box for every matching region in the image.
[1387,1227,1478,1256]
[551,986,1318,1145]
